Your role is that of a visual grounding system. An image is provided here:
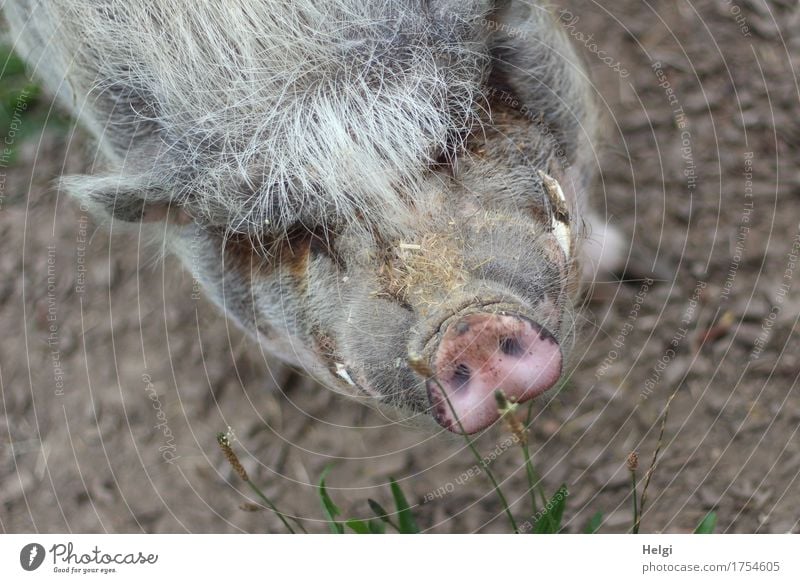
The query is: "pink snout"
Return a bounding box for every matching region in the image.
[427,312,563,434]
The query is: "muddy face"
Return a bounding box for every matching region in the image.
[188,154,582,435]
[339,185,579,434]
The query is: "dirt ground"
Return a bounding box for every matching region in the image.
[2,0,799,534]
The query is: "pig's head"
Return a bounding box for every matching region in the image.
[159,112,584,435]
[335,167,580,435]
[43,0,593,433]
[69,108,584,435]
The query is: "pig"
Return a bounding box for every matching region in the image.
[3,0,627,433]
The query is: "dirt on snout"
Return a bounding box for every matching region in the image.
[1,0,799,533]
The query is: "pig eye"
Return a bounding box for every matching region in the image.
[476,261,547,301]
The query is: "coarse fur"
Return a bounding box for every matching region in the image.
[5,0,499,236]
[3,0,625,429]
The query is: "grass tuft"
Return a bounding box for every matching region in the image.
[217,431,302,533]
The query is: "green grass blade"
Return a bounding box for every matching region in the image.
[390,478,421,534]
[533,485,569,534]
[368,498,391,520]
[345,519,371,534]
[318,466,344,534]
[694,512,717,534]
[584,511,603,534]
[0,47,28,78]
[368,498,399,532]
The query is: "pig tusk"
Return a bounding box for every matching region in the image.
[538,171,572,259]
[335,362,356,386]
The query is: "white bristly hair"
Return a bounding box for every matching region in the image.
[5,0,496,236]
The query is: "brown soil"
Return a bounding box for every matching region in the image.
[1,0,799,533]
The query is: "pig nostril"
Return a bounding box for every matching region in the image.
[451,363,471,388]
[499,335,523,356]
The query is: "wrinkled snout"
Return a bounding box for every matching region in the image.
[427,312,563,434]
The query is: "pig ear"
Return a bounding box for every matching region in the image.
[59,174,191,224]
